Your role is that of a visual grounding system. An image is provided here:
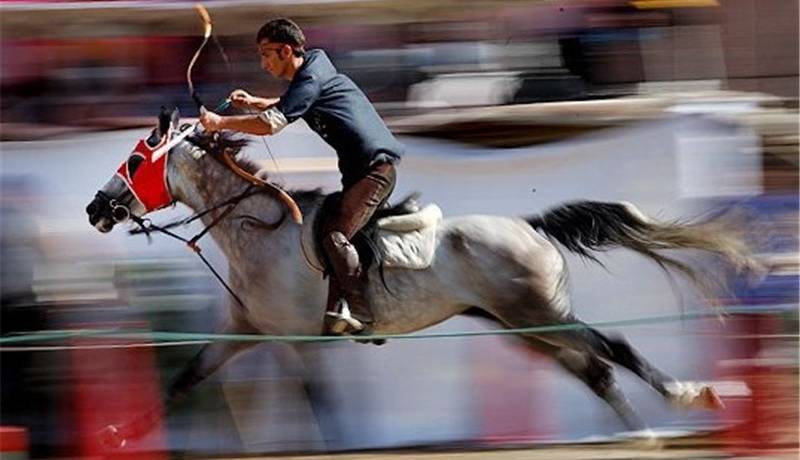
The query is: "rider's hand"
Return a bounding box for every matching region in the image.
[228,89,254,110]
[199,108,224,132]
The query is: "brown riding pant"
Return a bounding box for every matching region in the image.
[323,161,397,316]
[326,162,397,240]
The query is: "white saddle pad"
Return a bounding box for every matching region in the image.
[376,204,442,270]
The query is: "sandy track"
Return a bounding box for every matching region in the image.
[208,445,798,460]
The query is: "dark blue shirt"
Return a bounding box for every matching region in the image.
[276,49,403,187]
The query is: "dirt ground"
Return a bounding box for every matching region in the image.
[209,444,799,460]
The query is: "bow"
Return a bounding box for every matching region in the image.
[187,4,213,110]
[188,4,303,224]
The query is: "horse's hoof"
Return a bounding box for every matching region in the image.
[697,385,726,411]
[621,430,664,450]
[667,382,726,411]
[98,424,127,448]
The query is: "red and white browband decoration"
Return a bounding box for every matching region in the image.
[116,130,174,212]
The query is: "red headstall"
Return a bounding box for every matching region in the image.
[116,133,173,212]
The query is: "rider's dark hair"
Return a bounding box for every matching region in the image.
[256,18,306,57]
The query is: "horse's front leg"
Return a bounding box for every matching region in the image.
[100,319,261,448]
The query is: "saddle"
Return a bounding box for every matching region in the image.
[312,192,442,277]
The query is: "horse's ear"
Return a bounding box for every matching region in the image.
[169,107,180,131]
[155,106,180,139]
[157,106,171,138]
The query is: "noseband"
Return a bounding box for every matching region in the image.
[90,190,133,224]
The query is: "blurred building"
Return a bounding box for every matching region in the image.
[0,0,797,130]
[0,0,797,457]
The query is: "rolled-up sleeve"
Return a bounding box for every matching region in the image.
[258,107,288,133]
[276,73,321,123]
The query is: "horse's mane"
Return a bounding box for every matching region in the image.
[188,129,325,208]
[189,130,256,172]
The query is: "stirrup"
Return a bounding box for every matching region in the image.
[325,299,365,334]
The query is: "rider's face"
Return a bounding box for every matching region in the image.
[259,41,292,80]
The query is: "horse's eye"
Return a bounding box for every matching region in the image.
[127,155,144,176]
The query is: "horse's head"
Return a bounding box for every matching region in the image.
[86,107,180,232]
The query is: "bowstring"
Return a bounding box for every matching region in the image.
[247,107,284,186]
[210,33,317,270]
[211,33,285,186]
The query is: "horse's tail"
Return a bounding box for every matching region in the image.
[526,200,759,295]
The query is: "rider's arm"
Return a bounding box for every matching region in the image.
[229,89,279,112]
[200,107,287,135]
[215,114,275,135]
[247,97,280,111]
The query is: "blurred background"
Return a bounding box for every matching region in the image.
[0,0,797,458]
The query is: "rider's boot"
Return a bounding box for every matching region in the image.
[323,231,375,335]
[324,279,366,334]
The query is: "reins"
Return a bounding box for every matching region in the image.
[128,184,262,241]
[129,184,260,313]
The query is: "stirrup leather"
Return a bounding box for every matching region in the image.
[325,299,365,334]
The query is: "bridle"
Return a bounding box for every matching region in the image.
[91,190,134,224]
[128,182,269,313]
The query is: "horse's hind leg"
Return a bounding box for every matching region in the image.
[514,331,648,431]
[584,329,673,396]
[594,331,725,410]
[541,324,675,397]
[484,268,690,404]
[466,309,647,431]
[533,321,724,411]
[549,346,647,431]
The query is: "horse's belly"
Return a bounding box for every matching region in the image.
[240,283,328,335]
[367,269,466,335]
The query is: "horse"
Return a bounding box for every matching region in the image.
[86,107,756,447]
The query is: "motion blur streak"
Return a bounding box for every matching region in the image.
[1,1,796,458]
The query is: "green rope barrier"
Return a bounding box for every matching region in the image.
[0,329,120,344]
[1,304,793,348]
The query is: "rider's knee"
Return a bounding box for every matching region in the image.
[327,231,347,244]
[323,231,354,256]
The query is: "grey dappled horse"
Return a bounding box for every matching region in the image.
[87,108,754,447]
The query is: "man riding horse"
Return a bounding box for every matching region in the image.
[81,8,754,448]
[199,18,403,336]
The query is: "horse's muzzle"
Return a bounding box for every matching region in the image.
[87,191,129,231]
[86,197,103,226]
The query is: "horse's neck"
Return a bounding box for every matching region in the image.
[169,149,292,269]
